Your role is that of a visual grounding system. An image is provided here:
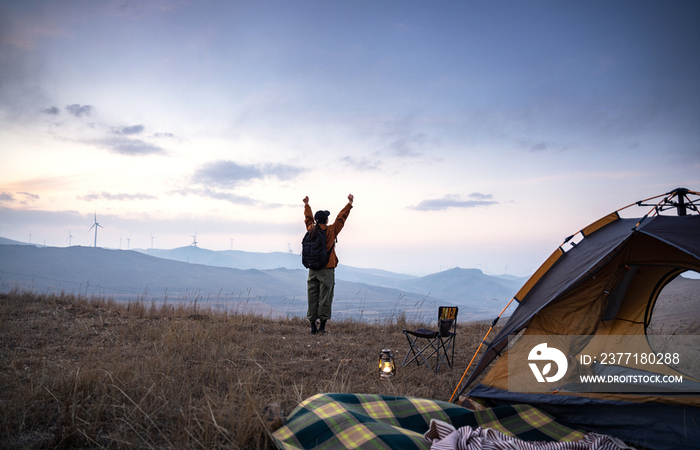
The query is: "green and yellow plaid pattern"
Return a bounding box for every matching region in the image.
[272,394,585,450]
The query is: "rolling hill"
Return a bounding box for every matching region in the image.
[0,242,528,321]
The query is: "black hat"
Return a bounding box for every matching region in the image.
[314,210,330,224]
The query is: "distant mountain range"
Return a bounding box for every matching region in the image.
[0,239,528,322]
[0,236,33,246]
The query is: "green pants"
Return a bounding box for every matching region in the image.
[307,267,335,322]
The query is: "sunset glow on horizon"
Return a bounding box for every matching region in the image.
[1,1,698,276]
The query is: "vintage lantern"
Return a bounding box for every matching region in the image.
[378,348,396,379]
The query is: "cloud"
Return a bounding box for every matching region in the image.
[467,192,493,201]
[18,191,39,200]
[390,131,428,157]
[150,132,182,143]
[95,137,166,156]
[410,193,499,211]
[261,163,299,180]
[174,160,302,207]
[341,156,382,172]
[77,191,158,202]
[171,187,262,206]
[191,160,301,189]
[529,142,548,152]
[0,206,297,242]
[42,106,60,115]
[192,162,262,188]
[17,192,40,204]
[56,111,164,155]
[0,191,40,205]
[114,124,145,135]
[66,104,93,117]
[77,193,101,202]
[516,139,574,153]
[377,117,436,158]
[0,207,86,228]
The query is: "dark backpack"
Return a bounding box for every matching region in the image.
[301,227,334,270]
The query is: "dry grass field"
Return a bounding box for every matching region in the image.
[0,290,491,449]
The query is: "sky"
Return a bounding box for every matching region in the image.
[1,0,699,277]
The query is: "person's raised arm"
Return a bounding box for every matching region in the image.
[330,194,354,234]
[303,196,314,230]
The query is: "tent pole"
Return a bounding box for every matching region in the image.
[617,193,665,212]
[678,196,687,216]
[617,188,699,215]
[448,297,515,404]
[676,189,687,216]
[635,192,677,227]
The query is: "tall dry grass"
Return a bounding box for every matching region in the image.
[0,290,490,449]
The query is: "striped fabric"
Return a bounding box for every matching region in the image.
[425,419,634,449]
[272,394,588,450]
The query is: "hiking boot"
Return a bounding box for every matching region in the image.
[318,320,327,333]
[310,321,318,334]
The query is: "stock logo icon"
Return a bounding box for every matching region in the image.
[528,343,568,383]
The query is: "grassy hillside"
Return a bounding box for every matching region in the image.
[0,290,491,449]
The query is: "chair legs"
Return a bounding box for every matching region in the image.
[402,332,456,373]
[402,333,440,372]
[434,334,456,372]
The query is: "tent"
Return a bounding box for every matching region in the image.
[451,188,700,449]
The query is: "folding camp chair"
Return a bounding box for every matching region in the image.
[402,306,458,373]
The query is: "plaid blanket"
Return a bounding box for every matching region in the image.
[272,394,585,450]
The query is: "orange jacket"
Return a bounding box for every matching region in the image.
[304,202,353,269]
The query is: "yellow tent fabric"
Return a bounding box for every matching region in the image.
[454,189,700,450]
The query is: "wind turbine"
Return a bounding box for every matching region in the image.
[190,231,198,248]
[66,230,73,247]
[230,237,233,251]
[127,236,131,250]
[89,213,103,247]
[150,233,156,251]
